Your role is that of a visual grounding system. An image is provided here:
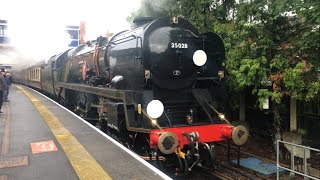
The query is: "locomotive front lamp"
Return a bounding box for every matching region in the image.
[151,119,157,125]
[147,100,164,119]
[193,50,207,66]
[218,70,224,79]
[170,16,178,25]
[137,104,142,114]
[218,113,225,120]
[145,70,151,79]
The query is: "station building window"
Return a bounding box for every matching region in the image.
[0,20,8,36]
[0,25,7,36]
[0,20,8,44]
[65,25,80,47]
[67,29,79,40]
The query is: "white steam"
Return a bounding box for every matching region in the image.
[0,0,142,67]
[8,19,71,61]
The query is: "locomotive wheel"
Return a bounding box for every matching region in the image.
[96,119,109,134]
[146,150,164,170]
[199,143,215,167]
[57,95,67,106]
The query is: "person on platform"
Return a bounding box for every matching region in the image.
[0,69,7,113]
[4,71,12,102]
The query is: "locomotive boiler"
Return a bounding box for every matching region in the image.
[22,16,249,174]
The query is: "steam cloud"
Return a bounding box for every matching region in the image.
[0,0,141,69]
[6,19,71,65]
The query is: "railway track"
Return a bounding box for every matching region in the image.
[181,142,267,179]
[197,166,234,180]
[195,164,259,180]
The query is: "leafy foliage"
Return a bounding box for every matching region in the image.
[217,0,319,107]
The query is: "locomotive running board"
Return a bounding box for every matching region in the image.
[55,82,126,100]
[54,82,149,133]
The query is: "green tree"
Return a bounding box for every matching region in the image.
[227,0,320,143]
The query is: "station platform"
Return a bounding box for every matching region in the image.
[0,85,171,180]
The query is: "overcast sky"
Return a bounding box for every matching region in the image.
[0,0,141,59]
[0,0,141,36]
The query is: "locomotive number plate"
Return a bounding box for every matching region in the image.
[170,43,188,49]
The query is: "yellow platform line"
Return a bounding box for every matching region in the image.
[17,86,112,180]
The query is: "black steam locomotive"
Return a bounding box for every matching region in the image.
[16,17,248,174]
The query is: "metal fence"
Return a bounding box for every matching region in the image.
[277,140,320,180]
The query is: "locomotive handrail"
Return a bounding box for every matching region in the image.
[163,111,172,127]
[197,77,221,85]
[192,86,231,124]
[206,102,231,124]
[191,88,213,122]
[111,34,137,45]
[135,36,143,62]
[197,77,219,80]
[54,82,125,100]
